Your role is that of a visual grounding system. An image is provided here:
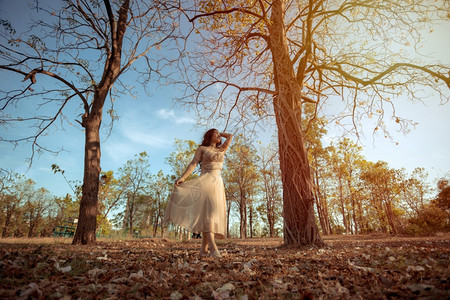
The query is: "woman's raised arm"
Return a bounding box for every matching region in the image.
[219,132,233,152]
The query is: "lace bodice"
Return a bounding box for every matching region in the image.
[201,147,224,163]
[192,146,224,172]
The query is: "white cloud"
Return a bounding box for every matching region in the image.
[156,108,195,124]
[103,117,175,165]
[157,108,175,119]
[125,130,172,148]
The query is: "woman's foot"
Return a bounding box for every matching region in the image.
[210,250,222,258]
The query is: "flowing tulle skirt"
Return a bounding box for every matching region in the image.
[164,170,227,238]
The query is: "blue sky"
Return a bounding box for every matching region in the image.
[1,0,449,198]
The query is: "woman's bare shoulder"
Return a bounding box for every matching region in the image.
[196,145,206,153]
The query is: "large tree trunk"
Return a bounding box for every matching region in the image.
[72,106,102,245]
[269,0,322,246]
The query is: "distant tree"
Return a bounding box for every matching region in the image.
[53,194,80,225]
[360,161,402,234]
[22,186,51,237]
[404,177,450,235]
[99,171,123,218]
[302,105,332,235]
[165,139,199,180]
[224,136,260,239]
[0,171,26,237]
[400,168,432,217]
[147,170,171,238]
[433,178,450,211]
[119,152,152,237]
[257,142,283,237]
[224,170,239,238]
[334,138,365,234]
[1,0,181,244]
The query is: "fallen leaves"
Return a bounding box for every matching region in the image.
[0,235,449,299]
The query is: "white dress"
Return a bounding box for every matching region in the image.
[164,146,227,238]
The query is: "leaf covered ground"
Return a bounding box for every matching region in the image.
[0,235,449,299]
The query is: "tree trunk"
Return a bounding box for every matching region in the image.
[243,201,248,238]
[226,198,232,238]
[338,177,350,234]
[2,207,14,237]
[128,198,135,237]
[347,177,358,234]
[28,215,36,238]
[239,203,245,239]
[72,110,102,245]
[153,218,158,237]
[248,204,253,238]
[71,0,129,245]
[313,161,331,235]
[267,199,274,237]
[384,199,397,234]
[269,0,322,246]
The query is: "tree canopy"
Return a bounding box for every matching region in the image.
[173,0,449,246]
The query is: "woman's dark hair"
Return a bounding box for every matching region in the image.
[201,128,221,147]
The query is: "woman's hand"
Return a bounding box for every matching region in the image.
[220,132,232,138]
[175,178,184,186]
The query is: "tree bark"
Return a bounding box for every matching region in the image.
[269,0,322,246]
[72,109,102,244]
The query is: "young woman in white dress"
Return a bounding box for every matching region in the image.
[164,129,233,257]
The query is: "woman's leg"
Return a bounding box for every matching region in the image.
[206,232,221,257]
[200,232,209,255]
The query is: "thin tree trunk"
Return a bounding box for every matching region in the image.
[267,198,274,237]
[249,204,253,238]
[2,209,14,237]
[243,201,248,239]
[347,178,358,234]
[226,199,232,238]
[313,163,331,235]
[338,177,349,234]
[129,199,135,237]
[384,199,397,234]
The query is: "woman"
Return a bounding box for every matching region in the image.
[164,129,233,257]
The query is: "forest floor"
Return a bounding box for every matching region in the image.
[0,234,449,299]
